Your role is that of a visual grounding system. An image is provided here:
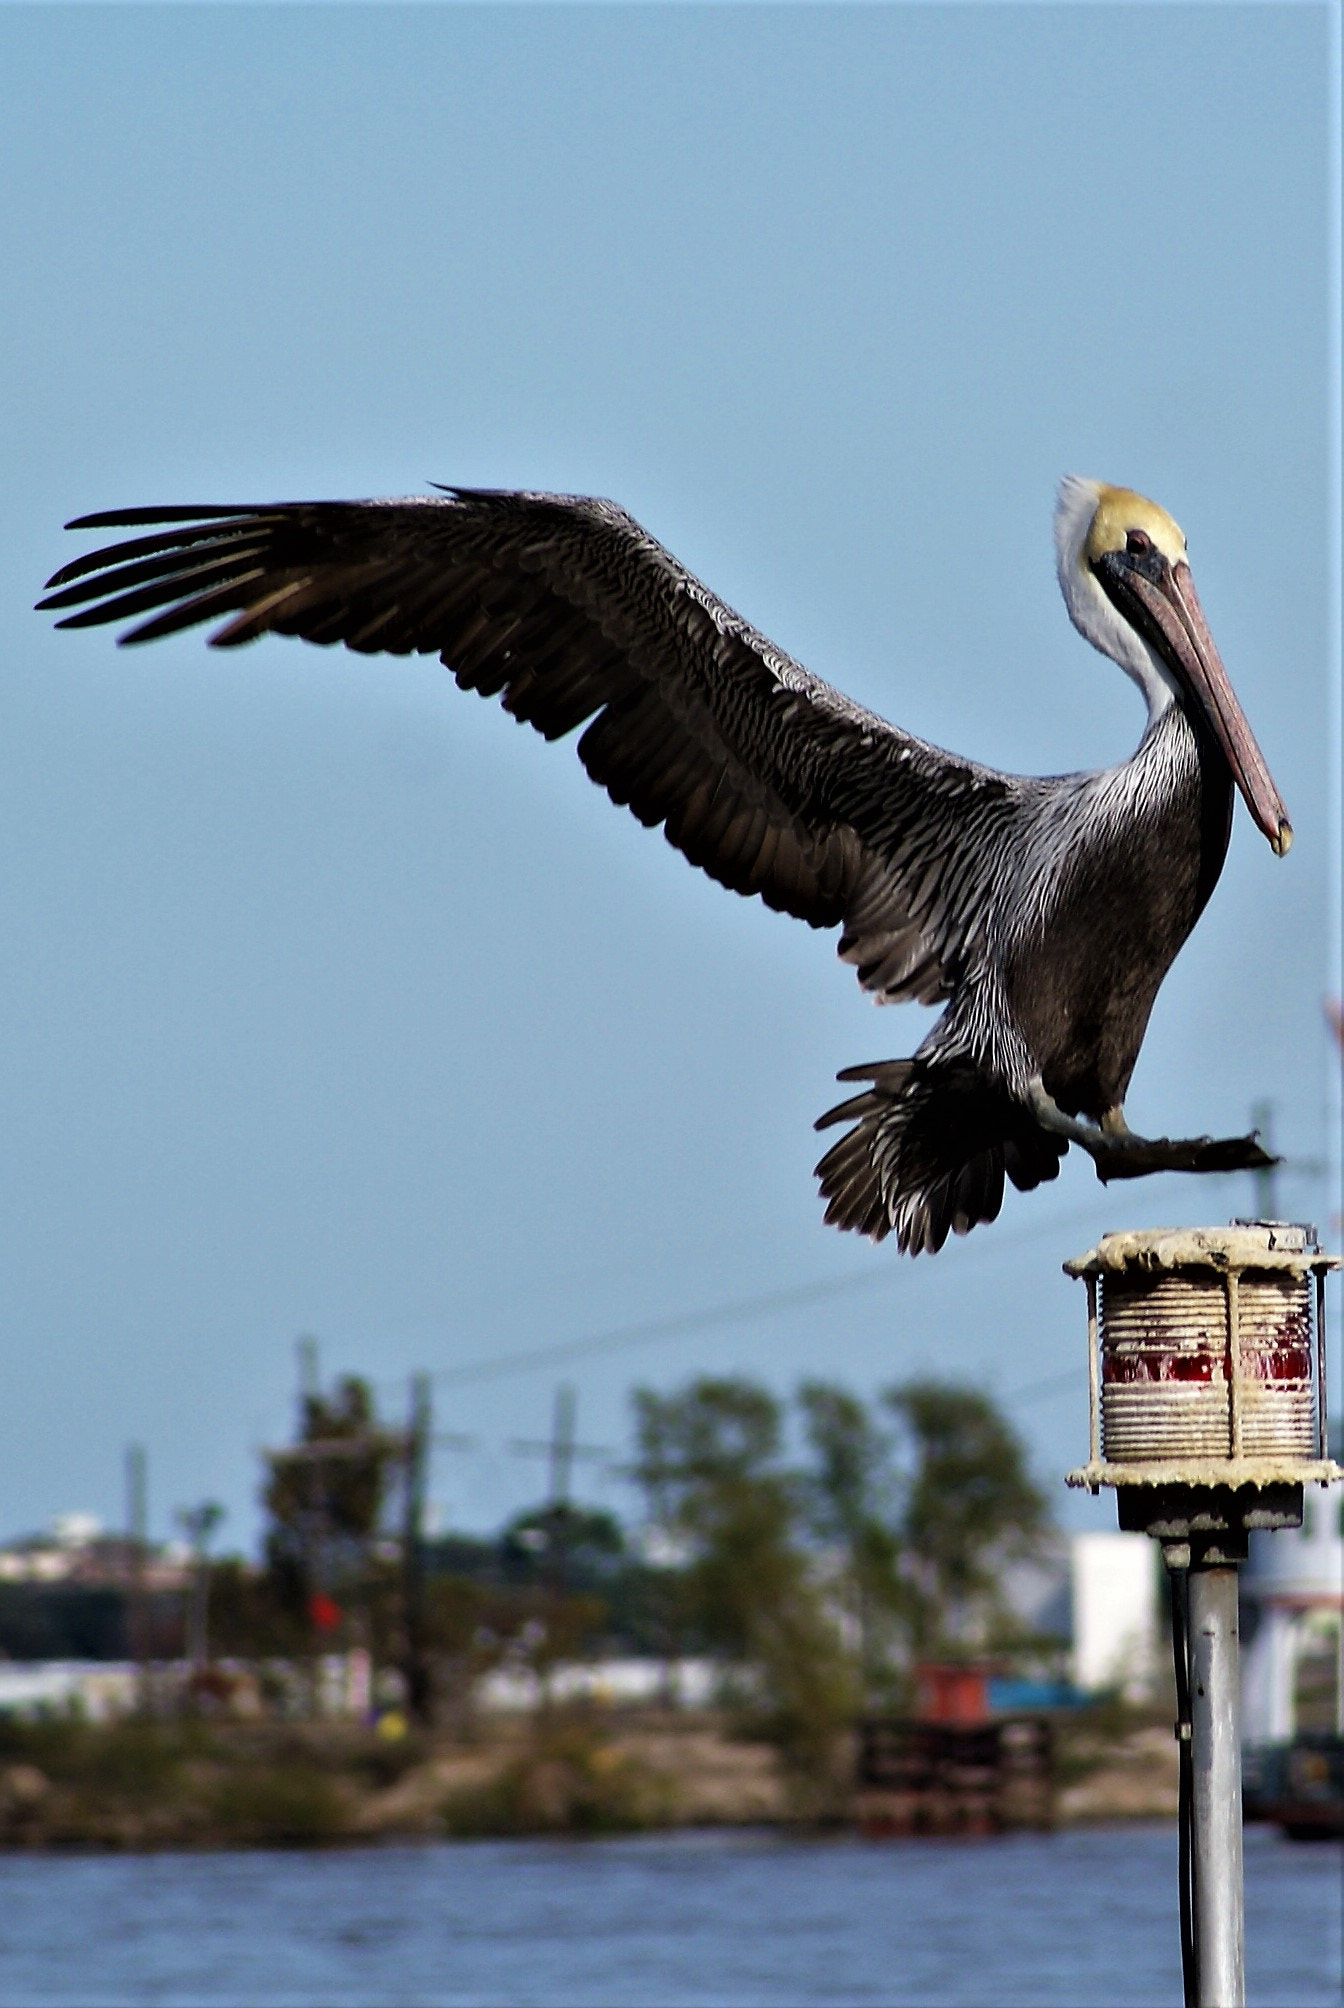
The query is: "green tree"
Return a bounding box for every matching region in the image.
[797,1381,909,1703]
[884,1379,1047,1658]
[632,1377,790,1654]
[263,1374,399,1623]
[632,1377,855,1790]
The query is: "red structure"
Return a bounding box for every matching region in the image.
[857,1667,1052,1836]
[913,1662,991,1725]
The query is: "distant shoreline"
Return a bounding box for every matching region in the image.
[0,1704,1177,1850]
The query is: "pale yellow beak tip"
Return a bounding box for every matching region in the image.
[1272,819,1293,858]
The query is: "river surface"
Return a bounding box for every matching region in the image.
[0,1824,1339,2007]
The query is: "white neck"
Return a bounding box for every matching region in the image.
[1053,476,1180,727]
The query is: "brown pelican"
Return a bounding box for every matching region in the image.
[38,477,1289,1252]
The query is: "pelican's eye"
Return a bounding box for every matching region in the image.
[1125,529,1153,558]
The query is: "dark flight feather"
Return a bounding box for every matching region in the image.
[41,491,1021,1007]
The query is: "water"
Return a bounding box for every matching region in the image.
[0,1825,1338,2007]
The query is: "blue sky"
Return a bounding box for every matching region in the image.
[1,5,1338,1550]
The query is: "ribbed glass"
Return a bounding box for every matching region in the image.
[1098,1268,1314,1461]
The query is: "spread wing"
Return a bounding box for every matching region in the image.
[39,489,1030,1005]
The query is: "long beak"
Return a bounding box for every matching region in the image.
[1126,561,1292,856]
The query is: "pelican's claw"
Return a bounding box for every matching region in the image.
[1023,1078,1276,1181]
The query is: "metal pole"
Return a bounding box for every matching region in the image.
[1188,1564,1245,2008]
[296,1334,320,1408]
[1249,1101,1277,1221]
[125,1443,149,1709]
[178,1502,223,1669]
[548,1383,577,1593]
[402,1371,433,1726]
[1166,1555,1198,2008]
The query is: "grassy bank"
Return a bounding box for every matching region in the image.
[0,1705,1175,1849]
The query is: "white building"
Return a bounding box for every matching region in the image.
[1070,1531,1160,1699]
[0,1514,188,1590]
[475,1656,721,1712]
[0,1661,137,1720]
[1242,1482,1344,1743]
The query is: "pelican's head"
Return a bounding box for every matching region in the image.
[1054,475,1291,857]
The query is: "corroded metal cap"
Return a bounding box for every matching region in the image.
[1064,1222,1336,1280]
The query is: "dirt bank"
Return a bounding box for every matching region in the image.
[0,1706,1176,1849]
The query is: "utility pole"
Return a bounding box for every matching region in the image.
[293,1337,323,1619]
[398,1377,473,1727]
[177,1501,224,1668]
[296,1334,320,1408]
[266,1369,470,1724]
[402,1371,433,1726]
[125,1443,149,1706]
[549,1382,577,1513]
[510,1384,608,1591]
[1250,1101,1279,1220]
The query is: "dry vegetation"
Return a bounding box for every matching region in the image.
[0,1701,1177,1850]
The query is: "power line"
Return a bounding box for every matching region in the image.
[416,1199,1118,1393]
[366,1161,1319,1407]
[426,1267,896,1390]
[1000,1367,1079,1408]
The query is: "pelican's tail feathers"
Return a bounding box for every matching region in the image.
[814,1058,1067,1254]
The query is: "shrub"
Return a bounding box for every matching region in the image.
[442,1726,670,1838]
[207,1764,349,1845]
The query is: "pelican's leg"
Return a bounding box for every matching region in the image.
[1026,1080,1102,1149]
[1024,1079,1276,1181]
